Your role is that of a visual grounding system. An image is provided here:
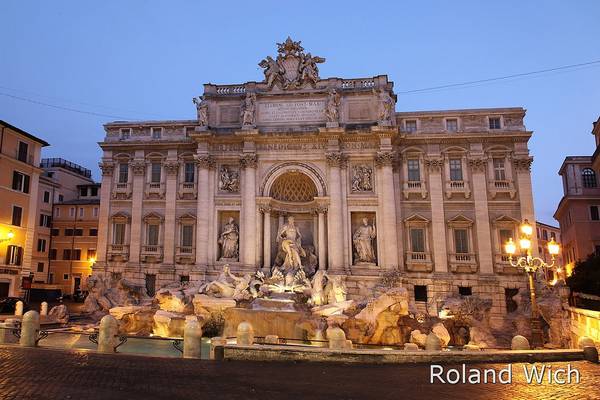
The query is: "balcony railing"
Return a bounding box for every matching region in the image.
[403,181,428,199]
[113,182,131,199]
[108,244,129,261]
[405,252,433,272]
[449,253,478,273]
[494,253,520,274]
[176,246,195,264]
[445,180,471,199]
[178,182,197,199]
[145,182,165,199]
[489,180,516,199]
[142,245,162,254]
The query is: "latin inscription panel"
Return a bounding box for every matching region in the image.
[257,100,326,124]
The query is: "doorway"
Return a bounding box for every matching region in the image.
[0,282,9,298]
[145,274,156,296]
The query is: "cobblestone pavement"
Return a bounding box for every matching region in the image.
[1,345,599,400]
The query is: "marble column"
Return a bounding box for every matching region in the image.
[425,157,448,273]
[96,159,114,265]
[163,160,179,265]
[240,153,257,268]
[262,207,271,270]
[326,153,345,272]
[318,207,327,271]
[375,151,399,270]
[195,155,213,268]
[469,157,494,274]
[129,158,146,264]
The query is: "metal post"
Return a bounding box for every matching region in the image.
[527,270,543,348]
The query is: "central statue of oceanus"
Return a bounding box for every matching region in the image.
[274,216,306,286]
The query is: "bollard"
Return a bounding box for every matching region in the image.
[583,346,599,364]
[19,311,40,347]
[210,336,227,360]
[326,326,346,350]
[236,322,254,346]
[40,302,48,317]
[511,335,530,350]
[0,319,19,344]
[98,315,119,353]
[14,301,24,317]
[183,318,203,359]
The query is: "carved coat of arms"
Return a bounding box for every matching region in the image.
[258,37,325,90]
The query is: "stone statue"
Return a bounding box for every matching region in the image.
[258,55,285,89]
[324,89,341,123]
[218,166,239,192]
[353,218,377,264]
[324,275,347,304]
[276,216,305,283]
[192,96,208,127]
[375,88,394,124]
[218,217,239,260]
[240,92,256,126]
[299,52,325,86]
[351,165,373,192]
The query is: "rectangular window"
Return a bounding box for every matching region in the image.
[12,206,22,226]
[120,128,131,139]
[151,127,162,139]
[446,119,458,132]
[414,285,428,302]
[410,228,425,253]
[69,207,75,217]
[90,187,98,196]
[89,228,98,236]
[151,163,161,183]
[51,228,59,236]
[65,229,74,236]
[591,206,600,221]
[17,141,29,162]
[113,223,126,245]
[499,229,513,252]
[458,286,472,296]
[39,214,51,227]
[63,274,69,281]
[449,158,463,181]
[74,229,83,236]
[58,194,64,202]
[407,159,420,182]
[493,158,506,180]
[37,262,45,273]
[79,187,87,197]
[73,249,81,260]
[12,171,30,193]
[63,249,71,260]
[405,120,417,132]
[454,229,469,253]
[49,249,57,260]
[147,224,159,246]
[542,230,548,240]
[43,191,50,203]
[184,162,195,183]
[87,249,96,260]
[181,225,194,247]
[489,117,501,129]
[118,163,129,183]
[180,275,190,283]
[79,208,84,218]
[54,207,60,217]
[6,245,23,265]
[93,207,99,217]
[37,239,47,252]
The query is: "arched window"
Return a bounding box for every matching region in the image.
[582,168,597,188]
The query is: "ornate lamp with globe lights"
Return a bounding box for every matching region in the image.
[504,219,561,348]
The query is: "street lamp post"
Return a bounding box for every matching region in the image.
[504,219,560,348]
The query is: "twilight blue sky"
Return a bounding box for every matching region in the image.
[1,1,599,225]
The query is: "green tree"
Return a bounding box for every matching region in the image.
[566,254,600,296]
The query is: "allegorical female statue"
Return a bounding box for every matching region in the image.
[218,217,239,260]
[241,92,256,126]
[324,89,341,123]
[276,216,305,276]
[192,96,209,127]
[353,218,377,264]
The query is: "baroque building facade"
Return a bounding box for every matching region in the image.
[94,38,538,327]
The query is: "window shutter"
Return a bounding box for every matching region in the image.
[12,171,19,190]
[23,175,30,193]
[16,247,23,266]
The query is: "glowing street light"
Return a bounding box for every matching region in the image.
[504,219,561,348]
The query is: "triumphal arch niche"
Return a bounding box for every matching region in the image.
[186,36,396,281]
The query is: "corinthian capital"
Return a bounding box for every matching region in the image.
[375,151,395,167]
[468,157,487,173]
[424,157,444,172]
[99,161,114,176]
[194,154,215,169]
[326,152,347,168]
[130,161,146,175]
[239,153,258,169]
[163,161,179,175]
[512,156,533,172]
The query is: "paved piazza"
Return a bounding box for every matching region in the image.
[0,346,599,400]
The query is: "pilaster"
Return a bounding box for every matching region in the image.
[425,156,448,273]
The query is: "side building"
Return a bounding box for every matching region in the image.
[555,116,600,275]
[535,220,563,281]
[0,120,49,297]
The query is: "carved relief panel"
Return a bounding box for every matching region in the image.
[218,164,241,193]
